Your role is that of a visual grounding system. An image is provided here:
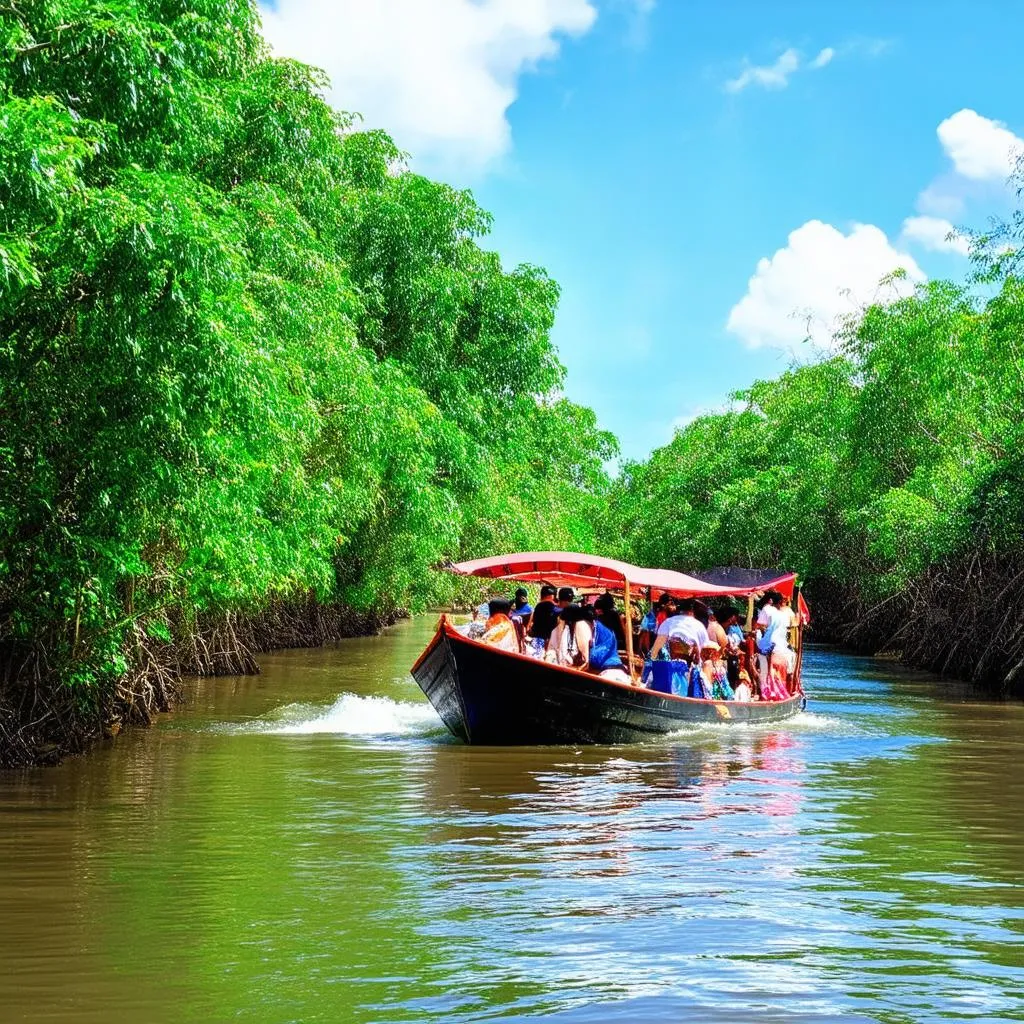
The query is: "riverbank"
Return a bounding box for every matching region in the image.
[0,599,404,769]
[806,556,1024,700]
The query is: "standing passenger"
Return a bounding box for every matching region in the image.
[755,591,792,700]
[777,595,799,674]
[648,598,710,663]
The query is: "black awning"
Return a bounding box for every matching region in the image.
[689,567,792,591]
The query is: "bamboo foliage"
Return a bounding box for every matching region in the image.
[611,257,1024,693]
[0,0,617,760]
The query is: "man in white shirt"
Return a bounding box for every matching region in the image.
[648,598,709,661]
[755,591,791,686]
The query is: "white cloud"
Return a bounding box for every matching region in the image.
[624,0,656,47]
[808,46,834,69]
[725,48,800,93]
[915,181,966,218]
[259,0,597,173]
[610,0,655,50]
[913,109,1022,221]
[901,215,970,256]
[936,109,1024,182]
[726,220,926,352]
[724,45,840,93]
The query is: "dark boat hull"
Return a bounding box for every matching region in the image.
[411,618,803,745]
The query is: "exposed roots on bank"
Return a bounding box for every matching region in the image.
[0,599,400,768]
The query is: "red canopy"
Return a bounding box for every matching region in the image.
[448,552,796,600]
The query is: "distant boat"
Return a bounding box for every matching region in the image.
[411,552,807,745]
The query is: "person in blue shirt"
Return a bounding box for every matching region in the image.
[718,606,746,686]
[584,605,632,684]
[511,587,533,622]
[639,593,676,656]
[594,592,626,649]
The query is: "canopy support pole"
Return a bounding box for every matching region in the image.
[624,578,636,682]
[793,593,805,694]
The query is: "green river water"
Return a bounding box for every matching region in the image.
[1,616,1022,1023]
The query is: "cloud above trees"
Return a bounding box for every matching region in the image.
[726,221,925,352]
[260,0,597,174]
[728,107,1023,352]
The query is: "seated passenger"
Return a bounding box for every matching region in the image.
[701,641,733,700]
[725,611,745,648]
[511,587,533,623]
[587,605,633,685]
[648,598,710,662]
[733,672,752,702]
[480,599,520,653]
[717,607,744,685]
[594,592,626,650]
[639,593,674,655]
[707,607,729,653]
[638,596,659,653]
[687,650,711,699]
[526,584,559,656]
[547,603,591,669]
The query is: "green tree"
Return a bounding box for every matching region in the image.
[0,0,617,763]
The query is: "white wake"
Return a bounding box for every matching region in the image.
[232,692,443,738]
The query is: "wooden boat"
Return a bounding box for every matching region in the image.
[411,552,808,745]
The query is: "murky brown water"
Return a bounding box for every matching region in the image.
[1,617,1022,1023]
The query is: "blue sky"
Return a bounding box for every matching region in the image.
[262,0,1023,461]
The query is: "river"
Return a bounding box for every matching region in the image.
[1,616,1022,1023]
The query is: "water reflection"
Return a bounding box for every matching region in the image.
[0,622,1022,1024]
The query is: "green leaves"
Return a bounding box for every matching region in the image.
[0,0,616,706]
[613,242,1024,624]
[0,94,102,294]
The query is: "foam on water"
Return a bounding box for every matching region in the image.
[663,708,869,741]
[231,692,444,738]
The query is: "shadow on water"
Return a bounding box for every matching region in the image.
[0,618,1022,1023]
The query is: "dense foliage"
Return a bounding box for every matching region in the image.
[0,0,616,759]
[612,237,1024,694]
